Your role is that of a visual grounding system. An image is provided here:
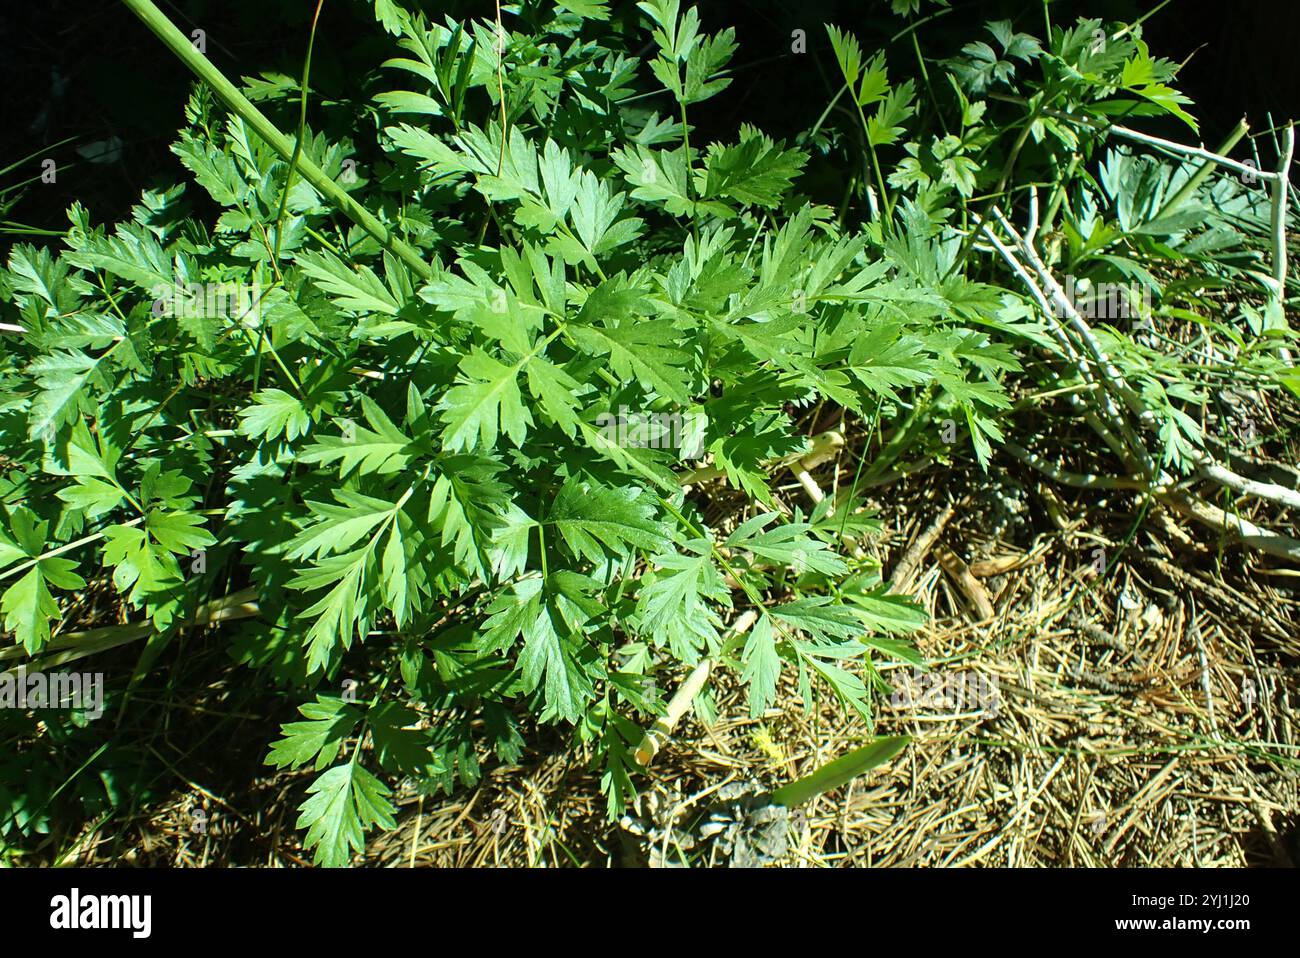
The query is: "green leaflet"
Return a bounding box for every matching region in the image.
[477,577,596,724]
[297,249,402,315]
[296,761,396,867]
[439,348,533,452]
[726,513,847,577]
[100,508,214,618]
[287,491,397,562]
[740,612,780,718]
[266,696,361,771]
[612,144,695,216]
[634,540,729,662]
[238,388,313,443]
[555,0,610,20]
[8,244,86,318]
[368,700,440,775]
[1,560,85,655]
[568,312,691,406]
[548,477,673,563]
[0,508,87,654]
[701,126,808,209]
[65,220,180,292]
[299,396,416,477]
[25,350,109,440]
[517,596,596,725]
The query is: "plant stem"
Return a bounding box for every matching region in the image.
[1156,117,1250,219]
[120,0,433,282]
[272,0,326,270]
[852,99,891,219]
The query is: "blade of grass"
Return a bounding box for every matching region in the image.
[769,735,909,807]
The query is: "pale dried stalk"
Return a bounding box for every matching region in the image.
[1269,122,1295,357]
[990,206,1158,472]
[1003,441,1146,490]
[679,429,844,487]
[977,216,1146,474]
[0,587,260,672]
[1106,122,1277,183]
[1161,494,1300,563]
[792,430,845,506]
[1194,458,1300,511]
[1071,400,1146,474]
[633,609,759,767]
[985,204,1300,561]
[937,548,996,621]
[1006,207,1300,513]
[889,500,957,591]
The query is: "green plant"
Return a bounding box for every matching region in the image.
[3,0,1295,869]
[0,0,1028,865]
[818,10,1298,561]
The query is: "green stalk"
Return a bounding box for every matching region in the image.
[258,0,326,391]
[1156,118,1250,220]
[120,0,433,282]
[852,97,892,219]
[271,0,327,269]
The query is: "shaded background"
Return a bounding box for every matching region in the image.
[1,0,1297,231]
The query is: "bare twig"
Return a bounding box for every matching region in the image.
[890,501,958,591]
